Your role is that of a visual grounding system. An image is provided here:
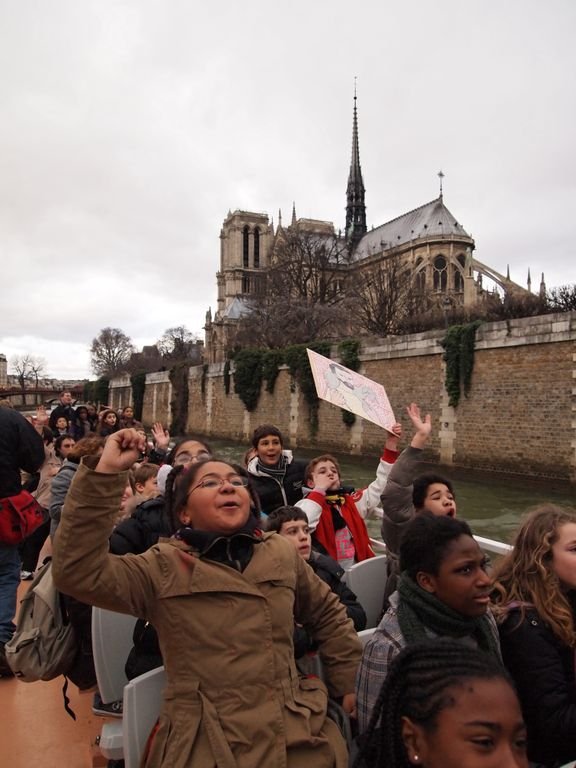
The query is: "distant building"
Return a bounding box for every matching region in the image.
[205,96,535,363]
[0,354,6,389]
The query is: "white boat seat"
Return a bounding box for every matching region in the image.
[91,607,138,703]
[345,555,388,629]
[123,666,166,768]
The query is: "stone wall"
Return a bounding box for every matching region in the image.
[111,312,576,482]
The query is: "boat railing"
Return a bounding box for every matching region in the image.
[369,534,512,558]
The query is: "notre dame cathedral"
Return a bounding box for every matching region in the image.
[204,96,534,364]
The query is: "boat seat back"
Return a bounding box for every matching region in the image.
[123,666,166,768]
[91,607,138,703]
[345,555,387,629]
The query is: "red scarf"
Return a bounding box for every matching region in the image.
[313,495,374,563]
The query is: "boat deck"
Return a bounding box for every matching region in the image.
[0,582,109,768]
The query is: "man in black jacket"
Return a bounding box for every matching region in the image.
[48,390,77,433]
[0,404,45,676]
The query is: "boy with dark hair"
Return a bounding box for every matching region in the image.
[264,506,366,658]
[380,402,457,601]
[246,424,308,512]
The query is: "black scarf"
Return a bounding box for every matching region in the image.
[174,516,263,572]
[397,573,500,659]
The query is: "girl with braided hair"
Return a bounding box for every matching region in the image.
[356,513,500,733]
[494,504,576,767]
[354,640,528,768]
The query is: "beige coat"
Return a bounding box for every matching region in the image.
[53,462,362,768]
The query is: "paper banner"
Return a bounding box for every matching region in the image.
[306,348,396,432]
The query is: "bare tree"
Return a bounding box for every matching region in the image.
[28,356,47,387]
[11,354,34,404]
[236,227,352,348]
[268,227,351,305]
[157,325,199,363]
[547,284,576,312]
[90,327,135,377]
[349,254,423,336]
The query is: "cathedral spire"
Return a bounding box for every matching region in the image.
[291,201,297,227]
[345,82,367,249]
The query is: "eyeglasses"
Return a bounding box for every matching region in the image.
[174,451,211,467]
[188,475,249,494]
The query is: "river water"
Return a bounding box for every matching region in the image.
[208,438,575,546]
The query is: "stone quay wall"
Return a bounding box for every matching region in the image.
[109,312,576,482]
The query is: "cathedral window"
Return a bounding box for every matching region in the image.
[433,255,448,291]
[253,228,260,268]
[415,268,426,294]
[454,268,463,292]
[243,226,249,268]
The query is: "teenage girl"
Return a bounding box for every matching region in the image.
[494,504,576,767]
[354,640,528,768]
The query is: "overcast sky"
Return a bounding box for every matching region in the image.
[1,0,574,379]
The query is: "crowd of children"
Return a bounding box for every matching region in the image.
[2,391,575,768]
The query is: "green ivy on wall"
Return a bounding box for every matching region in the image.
[440,321,482,407]
[284,342,331,436]
[223,360,231,395]
[233,349,264,411]
[262,350,284,394]
[130,372,147,421]
[169,362,190,435]
[84,377,109,407]
[338,339,360,372]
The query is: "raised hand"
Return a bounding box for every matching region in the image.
[406,402,432,449]
[385,422,403,451]
[96,429,147,474]
[151,422,170,451]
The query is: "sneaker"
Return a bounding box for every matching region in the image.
[0,643,15,678]
[92,692,123,717]
[20,571,34,581]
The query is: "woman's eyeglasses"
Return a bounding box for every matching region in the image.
[173,451,211,467]
[188,476,249,494]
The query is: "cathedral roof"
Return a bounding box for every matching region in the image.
[352,196,471,260]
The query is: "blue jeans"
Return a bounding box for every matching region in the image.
[0,544,20,644]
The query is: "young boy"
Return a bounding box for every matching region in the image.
[133,463,160,501]
[295,428,401,570]
[264,506,366,659]
[380,402,457,601]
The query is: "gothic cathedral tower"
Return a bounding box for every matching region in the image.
[345,90,367,250]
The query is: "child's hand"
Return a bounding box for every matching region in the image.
[97,429,146,474]
[384,423,402,452]
[407,403,431,449]
[310,469,337,493]
[151,422,170,451]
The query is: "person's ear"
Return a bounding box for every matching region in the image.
[178,509,192,526]
[401,716,428,765]
[135,482,144,494]
[416,570,437,594]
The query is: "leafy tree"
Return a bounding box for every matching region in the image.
[90,327,135,377]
